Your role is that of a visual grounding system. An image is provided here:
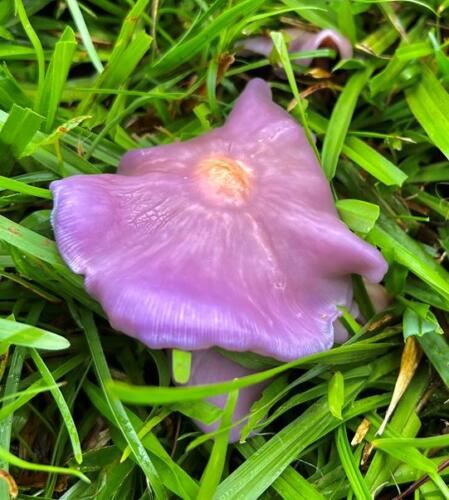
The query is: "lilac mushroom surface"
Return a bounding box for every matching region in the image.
[239,28,353,69]
[187,350,269,442]
[50,78,387,440]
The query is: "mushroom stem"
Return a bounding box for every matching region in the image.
[180,349,268,443]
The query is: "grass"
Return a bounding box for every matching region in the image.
[1,0,449,498]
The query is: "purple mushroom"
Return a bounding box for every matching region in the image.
[187,350,269,442]
[238,28,353,69]
[50,79,386,441]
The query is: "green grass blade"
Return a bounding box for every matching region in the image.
[0,317,70,351]
[0,64,31,109]
[151,0,265,76]
[372,440,449,497]
[355,0,436,14]
[271,31,319,160]
[418,331,449,388]
[0,354,85,424]
[83,380,199,499]
[406,64,449,160]
[107,342,395,405]
[0,104,43,156]
[238,437,325,500]
[342,136,408,186]
[321,67,372,179]
[336,199,380,234]
[328,371,344,420]
[0,346,26,470]
[306,111,407,186]
[197,390,238,498]
[373,432,449,449]
[335,425,370,499]
[0,447,90,483]
[66,0,103,73]
[365,366,429,495]
[172,349,191,384]
[214,354,395,499]
[14,0,45,105]
[77,0,151,114]
[78,308,166,499]
[0,175,52,199]
[368,215,449,302]
[29,348,82,464]
[37,26,77,132]
[0,382,63,404]
[0,214,66,269]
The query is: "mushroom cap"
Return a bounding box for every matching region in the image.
[237,28,353,67]
[287,28,353,66]
[50,79,387,362]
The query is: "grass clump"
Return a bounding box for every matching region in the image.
[1,0,449,498]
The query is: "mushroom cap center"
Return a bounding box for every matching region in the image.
[196,157,252,206]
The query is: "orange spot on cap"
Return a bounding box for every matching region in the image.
[196,157,252,206]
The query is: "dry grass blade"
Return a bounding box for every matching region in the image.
[0,469,18,499]
[351,418,371,446]
[377,337,422,436]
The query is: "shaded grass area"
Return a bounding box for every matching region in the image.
[1,0,449,498]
